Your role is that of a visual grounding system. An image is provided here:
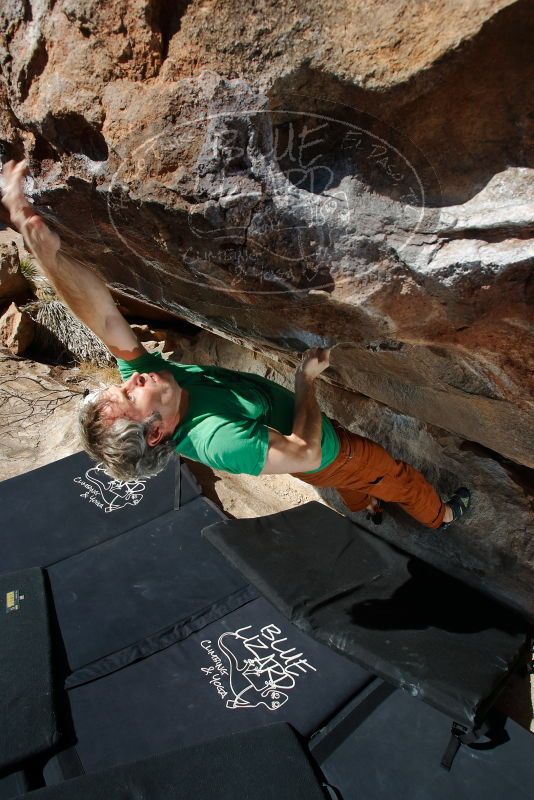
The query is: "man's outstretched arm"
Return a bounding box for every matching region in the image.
[0,159,144,360]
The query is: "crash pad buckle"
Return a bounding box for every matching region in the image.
[441,721,474,771]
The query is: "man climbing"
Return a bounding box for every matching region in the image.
[1,159,470,530]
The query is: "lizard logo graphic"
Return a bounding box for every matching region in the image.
[74,464,149,513]
[216,624,317,711]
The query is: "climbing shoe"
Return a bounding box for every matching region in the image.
[366,500,383,525]
[439,487,471,530]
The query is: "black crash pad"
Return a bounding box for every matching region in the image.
[203,502,532,729]
[0,771,27,800]
[0,569,60,771]
[47,496,252,674]
[0,452,200,574]
[22,724,327,800]
[56,597,370,775]
[312,678,534,800]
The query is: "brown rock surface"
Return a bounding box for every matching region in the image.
[0,2,532,611]
[0,240,30,299]
[0,301,34,353]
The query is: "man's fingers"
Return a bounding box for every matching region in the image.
[302,346,330,361]
[1,160,18,179]
[1,159,27,187]
[0,160,14,188]
[299,346,330,377]
[12,160,28,184]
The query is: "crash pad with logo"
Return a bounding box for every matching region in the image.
[56,597,370,775]
[203,501,532,731]
[0,452,200,573]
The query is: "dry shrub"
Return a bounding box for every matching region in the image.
[76,361,121,385]
[23,299,115,367]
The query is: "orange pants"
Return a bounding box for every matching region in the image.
[291,420,446,529]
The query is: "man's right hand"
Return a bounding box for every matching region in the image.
[0,159,29,219]
[1,158,142,360]
[0,159,60,258]
[297,347,330,380]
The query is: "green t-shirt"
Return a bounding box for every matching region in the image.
[117,350,340,477]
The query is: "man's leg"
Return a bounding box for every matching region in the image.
[338,431,446,529]
[335,486,372,513]
[292,423,447,529]
[363,457,446,528]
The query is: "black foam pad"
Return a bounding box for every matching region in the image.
[0,453,200,575]
[26,724,326,800]
[59,597,369,775]
[0,770,32,800]
[203,502,532,728]
[0,569,60,771]
[314,680,534,800]
[47,497,253,674]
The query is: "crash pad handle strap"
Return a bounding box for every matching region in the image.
[54,746,85,779]
[442,709,512,770]
[441,723,466,770]
[441,721,481,770]
[322,783,343,799]
[310,679,395,765]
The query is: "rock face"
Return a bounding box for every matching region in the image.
[0,301,34,354]
[0,2,532,613]
[0,241,29,300]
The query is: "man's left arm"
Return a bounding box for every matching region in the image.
[0,159,144,360]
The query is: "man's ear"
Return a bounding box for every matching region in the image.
[146,420,165,447]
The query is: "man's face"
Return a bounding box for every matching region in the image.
[101,371,182,431]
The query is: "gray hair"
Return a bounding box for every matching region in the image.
[78,388,175,481]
